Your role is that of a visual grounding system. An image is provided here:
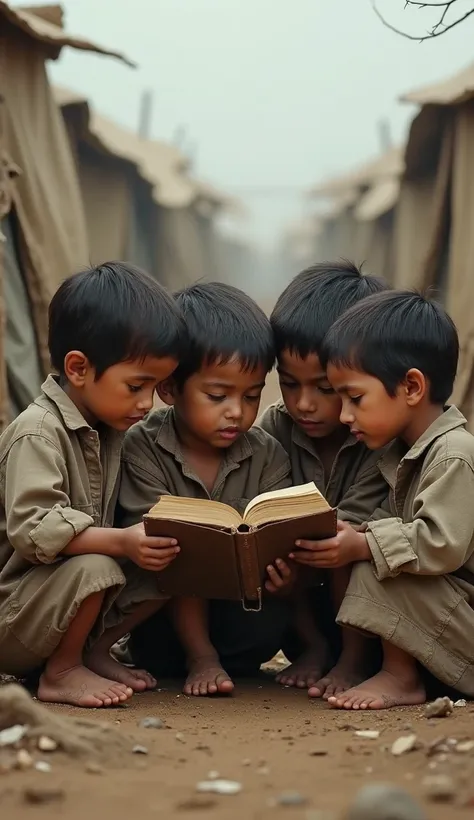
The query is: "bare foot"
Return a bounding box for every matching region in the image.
[308,659,364,700]
[38,664,133,708]
[184,656,234,697]
[87,650,157,692]
[276,649,328,689]
[327,668,426,710]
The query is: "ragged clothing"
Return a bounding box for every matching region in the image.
[257,400,388,524]
[339,405,474,695]
[119,405,292,523]
[0,376,161,675]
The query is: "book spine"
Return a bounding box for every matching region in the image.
[235,529,261,603]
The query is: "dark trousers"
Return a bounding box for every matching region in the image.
[130,597,292,678]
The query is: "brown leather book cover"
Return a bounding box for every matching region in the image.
[144,509,337,608]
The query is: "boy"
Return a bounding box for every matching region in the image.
[0,262,185,708]
[119,282,293,696]
[258,262,390,698]
[299,289,474,709]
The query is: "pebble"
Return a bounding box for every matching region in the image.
[345,784,427,820]
[422,774,456,802]
[355,730,380,739]
[38,735,58,752]
[85,761,104,774]
[196,779,242,795]
[0,724,27,747]
[16,749,33,770]
[34,761,52,773]
[242,758,251,766]
[424,697,454,718]
[309,749,328,756]
[176,732,186,743]
[391,734,418,756]
[454,699,467,707]
[23,786,65,805]
[139,717,165,730]
[207,770,220,780]
[456,740,474,753]
[177,796,218,810]
[276,791,308,807]
[132,745,148,755]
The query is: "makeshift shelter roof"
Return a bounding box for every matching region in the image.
[401,62,474,107]
[0,2,134,64]
[309,146,404,201]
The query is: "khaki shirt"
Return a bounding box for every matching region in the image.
[367,406,474,582]
[0,376,122,592]
[258,401,388,525]
[119,406,291,525]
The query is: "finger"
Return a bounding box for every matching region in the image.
[146,537,178,548]
[144,557,178,571]
[266,565,283,586]
[275,558,291,577]
[264,580,278,593]
[141,547,180,560]
[295,538,338,551]
[292,551,336,566]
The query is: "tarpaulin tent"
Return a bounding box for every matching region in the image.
[0,2,131,429]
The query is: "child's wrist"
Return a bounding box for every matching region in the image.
[356,532,371,561]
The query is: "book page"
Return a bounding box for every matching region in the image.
[243,482,321,518]
[146,496,242,529]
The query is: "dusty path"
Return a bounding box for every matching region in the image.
[2,677,474,819]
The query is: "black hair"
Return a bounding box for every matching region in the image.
[320,290,459,405]
[172,282,275,385]
[271,260,388,358]
[49,261,186,376]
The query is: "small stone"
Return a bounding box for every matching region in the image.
[177,796,218,810]
[277,791,308,807]
[34,761,52,773]
[422,774,456,802]
[309,749,328,756]
[426,736,451,756]
[139,717,165,729]
[38,735,58,752]
[0,724,27,747]
[23,786,64,805]
[85,761,104,774]
[355,730,380,739]
[454,699,467,707]
[132,745,148,755]
[196,779,242,795]
[345,784,427,820]
[176,732,186,743]
[456,740,474,753]
[391,734,418,756]
[207,770,219,780]
[242,758,251,766]
[424,697,454,718]
[16,749,33,770]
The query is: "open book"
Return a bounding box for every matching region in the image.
[144,482,336,609]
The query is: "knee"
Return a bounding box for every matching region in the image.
[61,554,125,587]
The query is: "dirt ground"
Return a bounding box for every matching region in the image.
[1,670,474,820]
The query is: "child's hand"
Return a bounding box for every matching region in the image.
[122,522,180,571]
[265,558,297,594]
[290,521,371,569]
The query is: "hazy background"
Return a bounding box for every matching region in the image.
[28,0,474,247]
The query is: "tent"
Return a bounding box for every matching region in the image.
[0,2,131,430]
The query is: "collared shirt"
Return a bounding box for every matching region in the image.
[257,400,388,524]
[119,406,292,525]
[367,406,474,582]
[0,375,122,588]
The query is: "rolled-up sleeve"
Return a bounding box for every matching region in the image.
[366,457,474,581]
[4,435,93,564]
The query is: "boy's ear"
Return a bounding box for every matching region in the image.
[403,368,426,406]
[156,377,177,406]
[63,351,91,387]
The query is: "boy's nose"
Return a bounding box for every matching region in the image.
[296,390,315,413]
[339,404,354,425]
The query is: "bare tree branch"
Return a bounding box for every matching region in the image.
[372,0,474,41]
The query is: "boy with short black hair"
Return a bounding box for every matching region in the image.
[119,282,293,696]
[258,262,390,698]
[305,289,474,708]
[0,262,185,707]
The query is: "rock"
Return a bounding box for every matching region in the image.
[196,779,242,795]
[139,717,165,729]
[85,761,103,774]
[16,749,33,770]
[424,697,454,718]
[391,734,418,756]
[355,730,380,739]
[34,760,51,773]
[276,791,308,807]
[132,745,148,755]
[38,735,58,752]
[454,699,467,707]
[0,724,27,747]
[175,732,186,743]
[456,740,474,753]
[207,770,219,780]
[242,758,251,766]
[23,786,65,805]
[345,784,427,820]
[422,774,456,802]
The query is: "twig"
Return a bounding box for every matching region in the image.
[372,0,474,41]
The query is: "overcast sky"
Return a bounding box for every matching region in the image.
[29,0,474,246]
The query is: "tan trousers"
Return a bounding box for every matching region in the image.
[338,562,474,696]
[0,554,166,676]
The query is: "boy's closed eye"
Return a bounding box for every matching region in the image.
[127,383,145,393]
